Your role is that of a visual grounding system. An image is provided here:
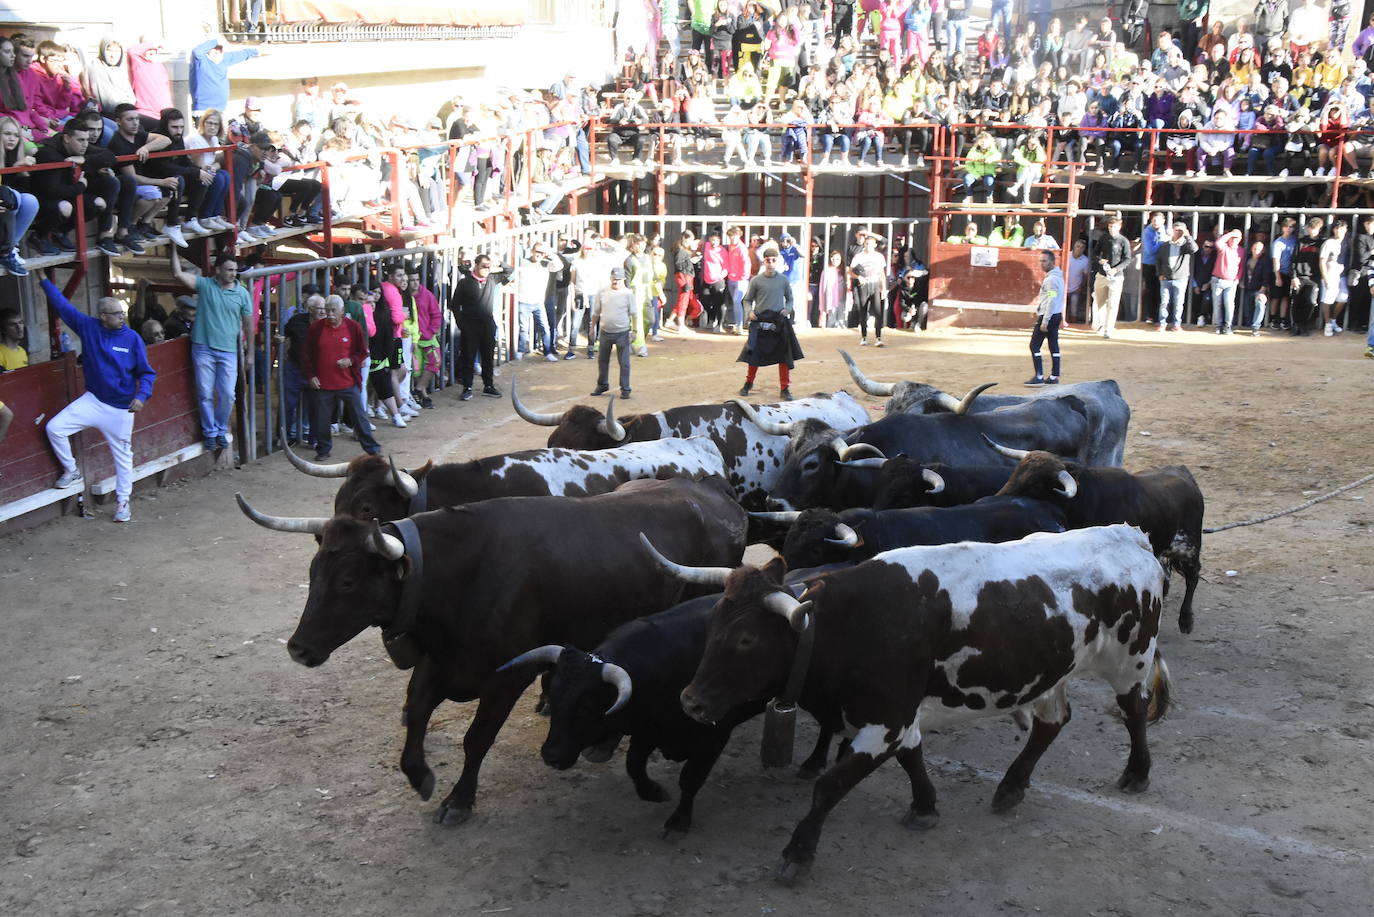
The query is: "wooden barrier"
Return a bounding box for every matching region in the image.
[0,338,206,526]
[927,243,1045,329]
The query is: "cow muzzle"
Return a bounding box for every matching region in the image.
[679,685,718,725]
[287,639,329,668]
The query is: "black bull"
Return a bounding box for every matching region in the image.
[762,395,1093,511]
[248,476,747,825]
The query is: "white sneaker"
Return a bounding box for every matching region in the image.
[164,224,189,248]
[53,468,83,488]
[1324,321,1334,336]
[400,405,420,418]
[250,225,276,238]
[182,218,208,235]
[113,501,131,523]
[1223,169,1233,177]
[236,231,258,246]
[1332,322,1342,333]
[636,346,649,357]
[650,334,664,342]
[330,423,340,434]
[1279,168,1289,177]
[391,414,407,428]
[1304,168,1315,177]
[203,216,230,231]
[337,423,353,435]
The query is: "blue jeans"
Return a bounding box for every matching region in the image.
[726,279,745,326]
[1212,279,1238,329]
[1159,279,1187,326]
[820,131,851,154]
[963,173,994,197]
[575,128,591,175]
[1247,146,1279,176]
[946,17,967,54]
[201,170,231,218]
[3,190,38,250]
[991,0,1012,40]
[281,360,311,444]
[247,0,266,29]
[517,300,552,355]
[191,342,238,446]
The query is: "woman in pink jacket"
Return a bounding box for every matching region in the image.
[699,230,728,331]
[1210,228,1244,334]
[763,10,804,104]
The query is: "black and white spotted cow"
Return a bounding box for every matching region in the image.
[511,380,869,509]
[653,524,1171,882]
[988,441,1206,633]
[280,432,728,522]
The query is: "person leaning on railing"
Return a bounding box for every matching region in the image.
[31,119,121,258]
[0,115,37,274]
[180,109,234,231]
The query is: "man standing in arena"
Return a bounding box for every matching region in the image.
[42,280,155,523]
[450,252,513,400]
[1289,216,1326,336]
[1025,250,1064,386]
[1091,212,1131,339]
[170,248,251,456]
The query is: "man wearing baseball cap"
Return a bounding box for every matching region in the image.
[590,267,635,399]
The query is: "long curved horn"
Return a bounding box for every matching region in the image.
[838,349,897,396]
[1055,470,1078,499]
[922,468,945,494]
[510,377,564,426]
[235,492,328,534]
[601,662,633,714]
[595,395,627,441]
[953,382,998,414]
[282,439,350,477]
[639,533,733,587]
[366,519,405,560]
[749,510,802,524]
[981,434,1031,461]
[496,644,564,672]
[728,398,794,436]
[824,522,859,547]
[836,457,887,470]
[835,440,886,462]
[763,591,813,632]
[388,456,420,499]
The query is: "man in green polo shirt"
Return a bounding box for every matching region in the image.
[170,248,252,455]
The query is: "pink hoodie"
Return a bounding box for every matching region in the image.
[701,241,727,284]
[724,240,751,282]
[379,281,408,338]
[127,43,173,120]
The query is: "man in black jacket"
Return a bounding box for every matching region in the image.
[1155,221,1198,331]
[1091,212,1133,339]
[449,252,514,400]
[31,120,122,256]
[1350,211,1374,340]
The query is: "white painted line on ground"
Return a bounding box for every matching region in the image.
[926,755,1365,862]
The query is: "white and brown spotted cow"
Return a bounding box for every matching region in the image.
[654,524,1171,883]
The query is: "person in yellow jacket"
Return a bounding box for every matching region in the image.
[623,234,655,356]
[961,130,1001,202]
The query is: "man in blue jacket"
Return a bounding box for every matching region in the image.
[189,36,261,116]
[42,279,156,523]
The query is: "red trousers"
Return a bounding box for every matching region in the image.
[745,364,790,387]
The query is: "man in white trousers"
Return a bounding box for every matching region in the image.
[43,279,156,523]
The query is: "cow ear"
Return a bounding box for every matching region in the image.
[394,556,414,580]
[413,459,435,481]
[760,556,786,582]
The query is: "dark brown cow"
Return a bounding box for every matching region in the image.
[238,476,747,825]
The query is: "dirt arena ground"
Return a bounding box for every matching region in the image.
[3,321,1372,916]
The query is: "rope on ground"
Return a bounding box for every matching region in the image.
[1203,471,1374,534]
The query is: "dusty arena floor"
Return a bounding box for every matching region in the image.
[4,321,1373,916]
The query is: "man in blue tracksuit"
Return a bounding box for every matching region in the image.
[42,279,156,523]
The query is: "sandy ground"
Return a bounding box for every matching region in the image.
[3,320,1372,917]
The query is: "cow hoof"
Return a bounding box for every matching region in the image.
[1117,772,1150,794]
[901,809,940,831]
[773,857,812,885]
[432,803,473,826]
[661,817,691,839]
[417,773,435,801]
[796,762,824,780]
[636,781,671,803]
[1178,614,1194,635]
[991,785,1025,813]
[534,695,551,717]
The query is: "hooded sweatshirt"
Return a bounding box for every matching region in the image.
[84,37,137,112]
[127,42,172,119]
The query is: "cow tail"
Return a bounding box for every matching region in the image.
[1145,650,1172,724]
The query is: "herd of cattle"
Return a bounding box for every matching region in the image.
[237,351,1206,882]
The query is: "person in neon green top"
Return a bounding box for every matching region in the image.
[989,214,1025,247]
[946,220,988,245]
[1009,133,1046,204]
[623,234,655,356]
[648,244,668,342]
[961,131,1001,202]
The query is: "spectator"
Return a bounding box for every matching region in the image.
[0,307,26,369]
[1065,237,1090,323]
[41,279,155,523]
[1211,227,1244,333]
[79,37,137,127]
[1025,250,1063,386]
[181,109,234,230]
[1242,239,1275,335]
[961,130,999,202]
[24,41,85,136]
[164,295,197,339]
[105,103,179,247]
[378,265,419,417]
[1320,218,1350,335]
[1023,219,1059,250]
[515,242,564,361]
[0,116,37,274]
[304,295,380,462]
[736,243,802,401]
[777,232,806,327]
[665,230,700,333]
[848,232,888,346]
[152,108,213,238]
[169,248,251,455]
[1091,213,1131,339]
[31,120,122,257]
[126,39,172,125]
[278,292,324,447]
[449,251,512,400]
[406,265,443,406]
[189,36,260,116]
[606,90,650,164]
[1156,221,1198,331]
[590,267,635,399]
[988,214,1024,247]
[0,37,44,139]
